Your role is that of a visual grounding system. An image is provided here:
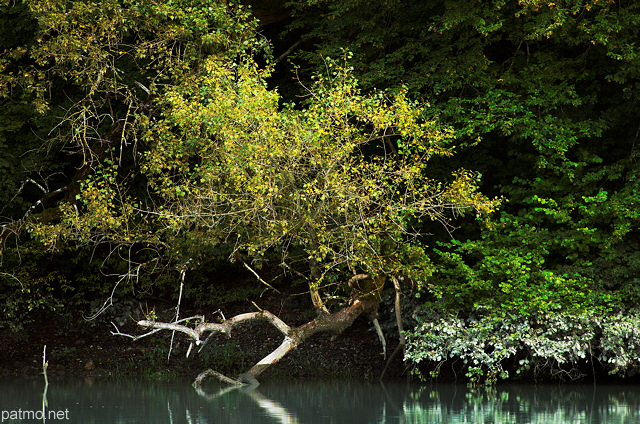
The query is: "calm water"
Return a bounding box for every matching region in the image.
[0,378,639,423]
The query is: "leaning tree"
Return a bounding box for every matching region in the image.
[12,0,497,386]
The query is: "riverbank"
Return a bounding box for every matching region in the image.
[4,294,636,385]
[0,299,408,382]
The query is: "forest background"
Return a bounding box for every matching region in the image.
[1,0,639,385]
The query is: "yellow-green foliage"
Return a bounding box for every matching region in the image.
[19,0,497,298]
[136,57,497,286]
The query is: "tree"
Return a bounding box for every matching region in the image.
[8,0,496,384]
[40,54,497,384]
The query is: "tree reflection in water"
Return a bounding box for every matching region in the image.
[1,379,639,423]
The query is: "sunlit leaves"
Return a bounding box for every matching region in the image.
[137,56,497,288]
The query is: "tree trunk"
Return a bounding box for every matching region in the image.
[307,225,329,314]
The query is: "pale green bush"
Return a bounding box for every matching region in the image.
[405,310,640,385]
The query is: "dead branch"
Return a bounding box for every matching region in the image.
[380,276,406,380]
[274,39,306,65]
[193,369,244,388]
[110,315,205,340]
[120,287,383,387]
[136,310,293,344]
[242,260,282,294]
[372,318,386,359]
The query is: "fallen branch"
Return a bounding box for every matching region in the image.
[136,310,293,342]
[193,369,245,388]
[110,315,205,340]
[117,292,382,386]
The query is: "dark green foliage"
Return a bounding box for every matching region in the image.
[285,0,640,382]
[287,0,640,316]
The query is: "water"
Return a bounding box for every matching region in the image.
[0,378,639,423]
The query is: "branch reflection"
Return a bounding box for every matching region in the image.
[193,381,300,424]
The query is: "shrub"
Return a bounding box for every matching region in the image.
[405,309,640,385]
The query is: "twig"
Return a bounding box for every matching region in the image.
[84,275,125,321]
[168,267,187,360]
[111,322,162,339]
[242,261,281,294]
[0,272,25,289]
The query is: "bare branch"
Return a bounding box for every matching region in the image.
[110,322,160,339]
[242,261,282,294]
[136,310,293,346]
[193,369,244,388]
[138,320,201,341]
[84,276,125,321]
[111,315,205,340]
[168,268,187,360]
[274,39,306,65]
[372,318,386,359]
[380,276,406,380]
[127,288,382,386]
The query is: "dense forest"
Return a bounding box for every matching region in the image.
[1,0,639,385]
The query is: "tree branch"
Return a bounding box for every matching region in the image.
[123,290,382,386]
[136,310,293,345]
[274,39,306,65]
[380,276,406,380]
